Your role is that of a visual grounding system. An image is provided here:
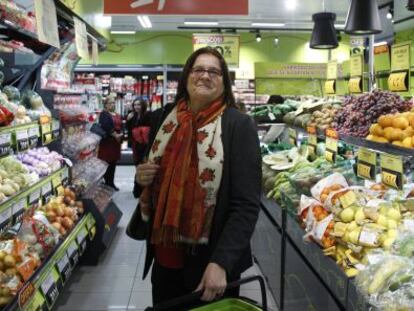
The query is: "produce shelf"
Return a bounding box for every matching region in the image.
[261,193,284,229]
[286,125,414,157]
[346,279,371,311]
[0,52,41,68]
[3,213,95,310]
[0,166,69,223]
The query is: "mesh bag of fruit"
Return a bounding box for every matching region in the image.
[17,216,57,259]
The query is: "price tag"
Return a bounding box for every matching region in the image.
[359,230,379,247]
[349,77,362,93]
[325,128,338,163]
[357,148,377,181]
[0,132,12,156]
[325,80,336,94]
[28,126,40,148]
[77,228,88,244]
[52,175,62,192]
[268,112,276,121]
[42,182,52,203]
[388,72,408,92]
[307,126,317,156]
[0,207,11,225]
[381,153,403,190]
[40,272,59,307]
[61,168,69,186]
[56,253,71,283]
[67,241,79,265]
[288,128,297,146]
[13,198,27,215]
[339,191,357,208]
[29,189,41,205]
[18,282,38,311]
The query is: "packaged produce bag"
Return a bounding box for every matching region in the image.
[311,173,348,203]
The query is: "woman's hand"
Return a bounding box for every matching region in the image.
[135,162,160,186]
[196,263,227,302]
[127,112,134,121]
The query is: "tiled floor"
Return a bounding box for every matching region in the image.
[56,166,278,311]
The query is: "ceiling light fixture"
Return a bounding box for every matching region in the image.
[285,0,297,11]
[251,22,285,27]
[345,0,382,35]
[310,12,338,49]
[386,7,393,20]
[374,41,388,46]
[408,0,414,10]
[137,15,152,29]
[256,32,262,42]
[334,24,346,29]
[110,30,136,34]
[274,37,279,46]
[94,14,112,28]
[184,21,219,26]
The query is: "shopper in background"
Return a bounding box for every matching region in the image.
[127,99,151,198]
[126,99,150,165]
[98,97,123,191]
[135,47,261,309]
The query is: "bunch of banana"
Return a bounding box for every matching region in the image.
[323,244,361,277]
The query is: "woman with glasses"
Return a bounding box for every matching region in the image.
[135,47,261,309]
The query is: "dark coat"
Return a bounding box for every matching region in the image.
[142,104,262,290]
[98,110,122,163]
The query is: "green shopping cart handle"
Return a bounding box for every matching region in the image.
[151,275,268,311]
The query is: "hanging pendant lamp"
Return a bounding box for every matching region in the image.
[408,0,414,11]
[310,12,338,49]
[345,0,382,35]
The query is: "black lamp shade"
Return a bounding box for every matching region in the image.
[345,0,382,35]
[310,12,338,49]
[408,0,414,11]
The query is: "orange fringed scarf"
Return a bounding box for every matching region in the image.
[140,98,226,246]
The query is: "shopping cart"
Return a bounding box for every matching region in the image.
[147,275,268,311]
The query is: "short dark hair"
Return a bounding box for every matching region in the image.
[175,47,236,107]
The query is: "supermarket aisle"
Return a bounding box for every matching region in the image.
[56,166,277,310]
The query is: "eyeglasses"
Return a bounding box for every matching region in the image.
[190,67,223,78]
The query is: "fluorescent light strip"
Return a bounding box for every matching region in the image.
[334,24,346,28]
[251,23,285,27]
[110,30,135,34]
[374,41,388,46]
[184,21,219,26]
[138,15,152,28]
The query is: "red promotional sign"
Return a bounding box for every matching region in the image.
[104,0,248,15]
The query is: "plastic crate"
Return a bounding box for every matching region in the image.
[191,298,262,311]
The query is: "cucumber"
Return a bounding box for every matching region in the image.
[389,274,413,292]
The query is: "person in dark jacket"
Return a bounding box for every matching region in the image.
[98,97,123,191]
[126,99,150,165]
[135,47,261,309]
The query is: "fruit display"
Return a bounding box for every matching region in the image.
[333,90,412,137]
[0,186,84,307]
[20,90,51,123]
[307,102,342,132]
[16,148,63,177]
[39,187,84,237]
[250,100,298,123]
[0,0,37,34]
[367,111,414,149]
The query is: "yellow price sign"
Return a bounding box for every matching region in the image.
[380,153,403,190]
[325,149,335,163]
[325,80,336,94]
[357,163,373,180]
[382,171,400,189]
[388,72,408,92]
[357,148,377,181]
[391,43,410,72]
[349,77,362,93]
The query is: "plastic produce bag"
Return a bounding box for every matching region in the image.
[17,216,57,259]
[298,195,320,227]
[311,173,349,203]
